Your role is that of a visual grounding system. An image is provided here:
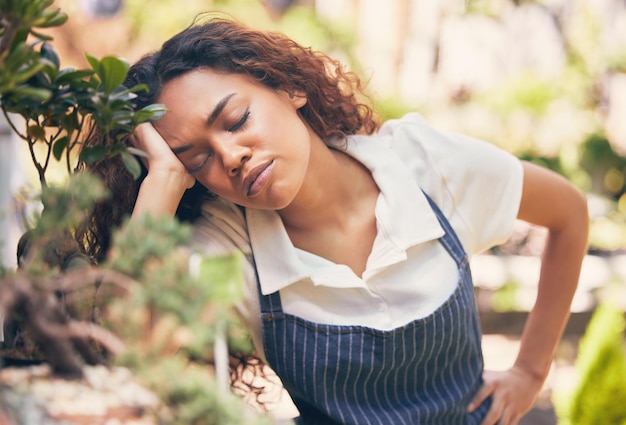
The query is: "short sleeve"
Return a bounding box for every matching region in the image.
[387,113,524,255]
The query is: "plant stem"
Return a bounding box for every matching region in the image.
[25,124,46,187]
[1,107,27,140]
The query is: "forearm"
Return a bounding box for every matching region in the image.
[514,216,588,380]
[131,170,190,218]
[129,123,195,219]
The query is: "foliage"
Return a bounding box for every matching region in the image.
[0,0,166,188]
[607,51,626,73]
[490,281,519,312]
[34,171,108,238]
[17,171,106,277]
[578,133,626,199]
[103,214,263,424]
[375,96,419,123]
[142,355,268,425]
[477,73,561,118]
[2,190,266,422]
[554,302,626,425]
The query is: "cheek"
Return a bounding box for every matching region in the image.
[195,169,224,192]
[194,169,241,201]
[260,117,310,158]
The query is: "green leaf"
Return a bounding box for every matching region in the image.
[121,150,142,179]
[128,83,150,94]
[79,145,107,163]
[11,86,52,101]
[85,53,101,75]
[195,253,244,305]
[10,61,48,85]
[28,28,54,41]
[12,29,30,47]
[55,68,94,84]
[99,56,129,95]
[59,112,80,132]
[35,11,68,28]
[1,44,22,75]
[40,42,60,69]
[107,143,125,155]
[134,103,168,124]
[27,125,46,141]
[52,136,69,160]
[126,146,150,158]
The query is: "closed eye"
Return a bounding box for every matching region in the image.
[229,110,250,132]
[187,154,211,175]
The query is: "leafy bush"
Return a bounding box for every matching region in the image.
[555,302,626,425]
[0,0,165,187]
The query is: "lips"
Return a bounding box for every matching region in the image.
[244,160,274,197]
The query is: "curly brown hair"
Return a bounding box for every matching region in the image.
[77,16,379,262]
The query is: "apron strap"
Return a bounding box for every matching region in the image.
[421,191,468,266]
[253,254,284,314]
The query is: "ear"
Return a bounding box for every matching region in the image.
[285,90,307,109]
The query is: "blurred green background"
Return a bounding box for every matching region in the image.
[9,0,626,253]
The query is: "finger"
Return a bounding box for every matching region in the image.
[131,123,172,163]
[479,399,503,425]
[131,123,157,149]
[498,406,520,425]
[468,382,494,412]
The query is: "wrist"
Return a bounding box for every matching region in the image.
[144,168,194,192]
[512,359,550,383]
[132,170,193,218]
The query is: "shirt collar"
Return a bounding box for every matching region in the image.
[247,133,444,295]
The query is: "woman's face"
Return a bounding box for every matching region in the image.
[153,68,312,210]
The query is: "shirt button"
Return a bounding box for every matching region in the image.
[375,302,386,312]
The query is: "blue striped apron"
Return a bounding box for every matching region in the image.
[258,195,491,424]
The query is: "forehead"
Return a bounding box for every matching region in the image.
[158,68,252,103]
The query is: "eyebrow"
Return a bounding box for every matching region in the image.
[170,92,236,155]
[207,92,236,126]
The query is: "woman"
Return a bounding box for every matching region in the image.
[80,16,589,425]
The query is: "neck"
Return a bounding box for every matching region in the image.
[278,141,378,233]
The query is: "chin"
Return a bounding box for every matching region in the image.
[246,194,294,211]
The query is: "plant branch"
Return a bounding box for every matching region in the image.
[67,111,89,173]
[51,267,136,294]
[67,320,125,355]
[41,125,62,173]
[66,131,75,174]
[1,106,27,140]
[25,124,47,187]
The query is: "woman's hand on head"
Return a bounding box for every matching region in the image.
[130,123,195,190]
[129,123,196,219]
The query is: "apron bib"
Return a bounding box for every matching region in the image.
[258,195,490,424]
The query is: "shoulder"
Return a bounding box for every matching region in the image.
[190,197,251,256]
[378,113,522,192]
[378,113,524,254]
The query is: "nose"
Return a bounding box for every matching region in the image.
[216,140,250,177]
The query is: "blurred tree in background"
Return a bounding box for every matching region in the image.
[554,301,626,425]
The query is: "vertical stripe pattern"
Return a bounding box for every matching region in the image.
[258,194,491,424]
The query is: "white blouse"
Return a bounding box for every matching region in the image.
[191,113,524,359]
